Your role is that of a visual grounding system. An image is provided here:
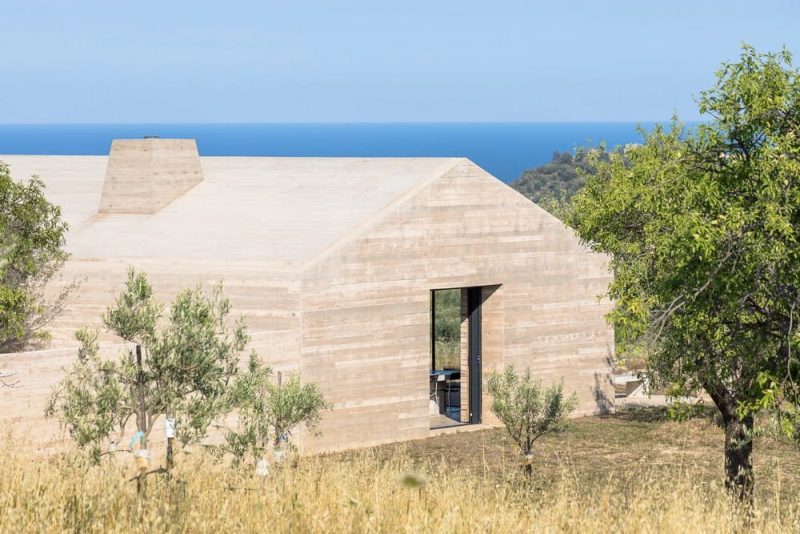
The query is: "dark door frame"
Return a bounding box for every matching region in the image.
[430,289,436,371]
[430,286,484,426]
[467,287,482,424]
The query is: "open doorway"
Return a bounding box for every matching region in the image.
[430,287,483,429]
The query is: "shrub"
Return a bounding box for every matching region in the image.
[487,366,578,477]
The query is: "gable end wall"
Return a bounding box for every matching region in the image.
[299,161,614,453]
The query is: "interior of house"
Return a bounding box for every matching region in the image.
[430,287,483,429]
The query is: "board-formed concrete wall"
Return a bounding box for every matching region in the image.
[299,160,614,453]
[0,150,613,456]
[0,261,303,453]
[99,139,203,214]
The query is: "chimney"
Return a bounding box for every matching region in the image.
[99,138,204,214]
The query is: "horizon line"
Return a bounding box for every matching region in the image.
[0,119,704,126]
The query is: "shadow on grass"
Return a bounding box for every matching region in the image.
[610,404,718,423]
[611,406,672,422]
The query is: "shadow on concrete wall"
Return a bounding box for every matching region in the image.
[591,349,615,415]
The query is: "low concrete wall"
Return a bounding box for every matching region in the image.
[0,344,180,454]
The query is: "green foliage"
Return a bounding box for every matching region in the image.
[433,289,460,343]
[664,383,714,423]
[433,289,460,369]
[102,269,161,346]
[46,268,250,460]
[567,45,800,495]
[511,149,609,218]
[667,401,714,423]
[44,328,127,461]
[746,372,800,442]
[0,162,70,353]
[486,367,578,465]
[223,353,330,465]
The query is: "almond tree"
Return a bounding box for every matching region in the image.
[568,46,800,503]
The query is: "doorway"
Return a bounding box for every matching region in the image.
[430,286,483,429]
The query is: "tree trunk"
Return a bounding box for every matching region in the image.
[723,413,754,505]
[704,379,755,505]
[522,448,533,479]
[166,432,174,472]
[165,410,175,473]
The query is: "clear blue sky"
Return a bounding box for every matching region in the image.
[2,0,798,123]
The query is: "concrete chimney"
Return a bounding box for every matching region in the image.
[99,138,204,214]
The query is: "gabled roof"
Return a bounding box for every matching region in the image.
[0,153,463,267]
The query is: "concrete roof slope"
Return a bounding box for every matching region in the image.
[0,155,462,266]
[1,156,107,232]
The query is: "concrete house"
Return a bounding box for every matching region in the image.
[0,138,614,452]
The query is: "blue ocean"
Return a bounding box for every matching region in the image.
[0,122,660,183]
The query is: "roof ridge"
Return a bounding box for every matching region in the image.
[300,158,466,271]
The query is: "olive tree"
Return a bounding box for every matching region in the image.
[46,268,248,472]
[486,367,578,478]
[0,162,71,355]
[223,353,329,470]
[568,46,800,503]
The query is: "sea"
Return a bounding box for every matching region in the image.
[0,122,664,184]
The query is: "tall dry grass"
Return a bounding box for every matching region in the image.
[1,440,798,533]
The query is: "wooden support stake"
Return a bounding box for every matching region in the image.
[136,344,148,496]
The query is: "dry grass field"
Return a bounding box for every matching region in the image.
[2,407,799,533]
[373,407,800,499]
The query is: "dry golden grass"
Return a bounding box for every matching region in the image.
[2,430,799,534]
[383,408,800,501]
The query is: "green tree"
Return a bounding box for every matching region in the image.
[223,353,329,469]
[46,268,248,470]
[0,162,71,354]
[511,149,610,217]
[486,367,578,478]
[567,46,800,503]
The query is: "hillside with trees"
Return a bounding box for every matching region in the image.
[511,149,608,207]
